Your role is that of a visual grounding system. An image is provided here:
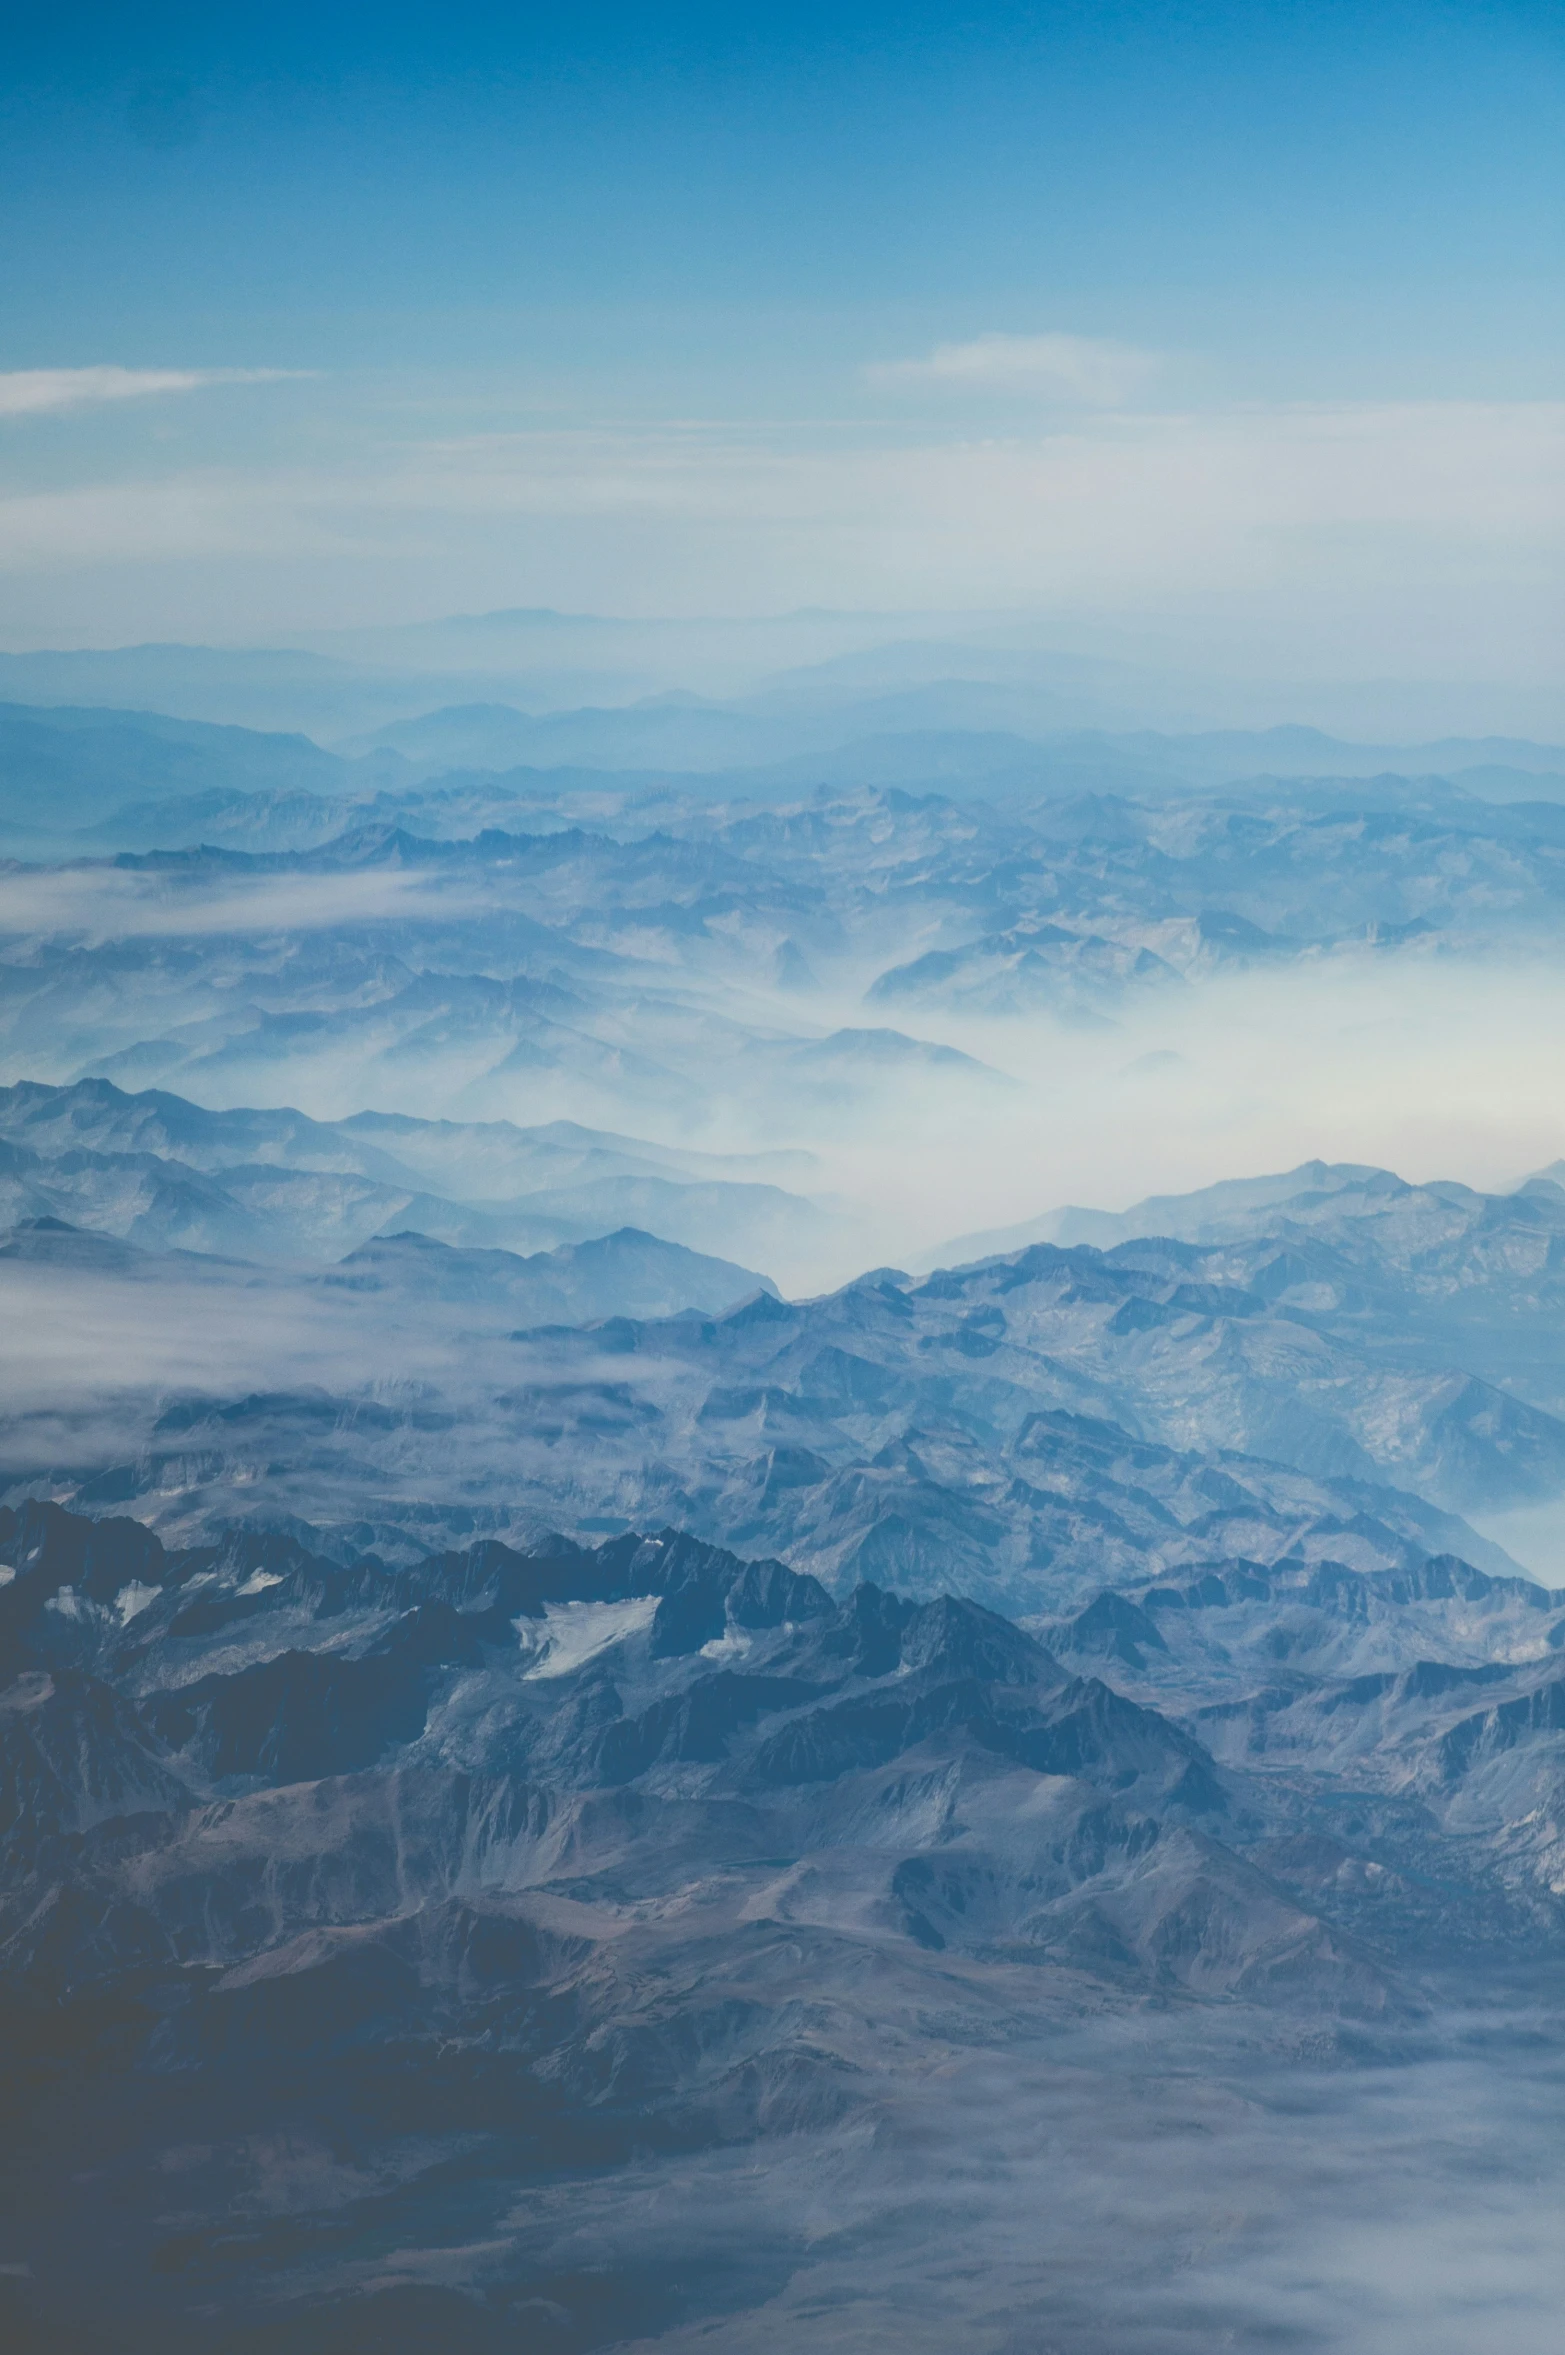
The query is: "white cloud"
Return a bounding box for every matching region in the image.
[0,399,1557,696]
[0,366,302,419]
[866,331,1160,404]
[0,866,445,941]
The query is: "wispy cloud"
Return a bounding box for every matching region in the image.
[866,331,1160,405]
[0,366,304,419]
[0,401,1556,697]
[0,865,450,941]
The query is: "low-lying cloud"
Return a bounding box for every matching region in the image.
[0,864,448,940]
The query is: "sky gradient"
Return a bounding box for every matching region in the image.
[1,1,1560,699]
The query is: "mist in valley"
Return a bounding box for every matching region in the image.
[11,629,1565,2352]
[4,3,1565,2347]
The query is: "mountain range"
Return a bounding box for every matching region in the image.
[10,1082,1565,1582]
[8,1481,1565,2352]
[10,745,1565,1221]
[8,639,1565,2349]
[0,1078,826,1271]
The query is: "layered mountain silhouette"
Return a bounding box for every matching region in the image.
[10,749,1565,1156]
[9,678,1565,2347]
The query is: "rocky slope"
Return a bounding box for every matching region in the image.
[5,1491,1565,2351]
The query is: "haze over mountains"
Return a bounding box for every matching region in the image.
[7,613,1565,2350]
[7,632,1565,1290]
[0,605,1548,730]
[4,633,1564,859]
[8,0,1564,2319]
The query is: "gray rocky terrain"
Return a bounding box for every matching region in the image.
[7,672,1565,2349]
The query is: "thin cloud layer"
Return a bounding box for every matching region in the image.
[0,366,302,419]
[1,399,1555,688]
[867,329,1160,404]
[0,864,445,941]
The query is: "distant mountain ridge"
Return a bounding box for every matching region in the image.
[0,1077,826,1269]
[3,684,1563,860]
[931,1156,1565,1266]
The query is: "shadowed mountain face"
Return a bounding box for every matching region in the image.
[10,679,1565,2350]
[7,1496,1565,2352]
[3,1488,1565,2350]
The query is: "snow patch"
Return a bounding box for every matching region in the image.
[519,1595,659,1679]
[700,1628,753,1663]
[114,1580,159,1624]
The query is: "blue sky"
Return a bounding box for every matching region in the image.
[8,1,1560,390]
[1,1,1560,682]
